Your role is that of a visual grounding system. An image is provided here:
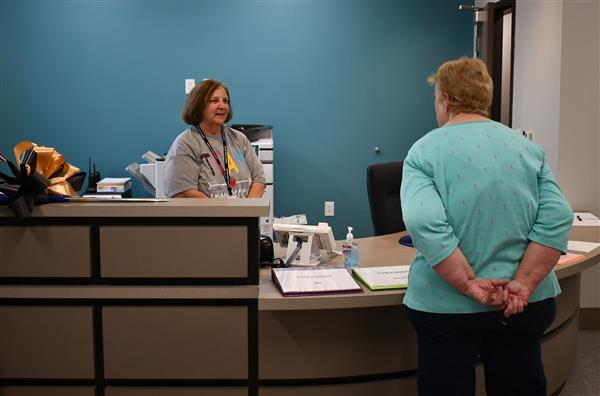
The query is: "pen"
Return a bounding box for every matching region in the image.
[577,215,582,221]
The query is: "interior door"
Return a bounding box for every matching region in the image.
[472,0,515,127]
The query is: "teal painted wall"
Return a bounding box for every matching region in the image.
[0,0,473,238]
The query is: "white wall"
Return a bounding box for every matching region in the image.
[512,1,563,172]
[558,0,600,308]
[558,1,600,215]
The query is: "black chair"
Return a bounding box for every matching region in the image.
[366,160,406,236]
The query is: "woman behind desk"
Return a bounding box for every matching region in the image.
[400,58,573,396]
[165,79,265,198]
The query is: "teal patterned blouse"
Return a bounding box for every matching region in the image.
[400,121,573,314]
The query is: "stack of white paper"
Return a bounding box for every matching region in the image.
[97,177,132,193]
[567,240,600,253]
[573,212,600,227]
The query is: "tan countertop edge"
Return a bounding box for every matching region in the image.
[555,249,600,280]
[260,228,600,311]
[556,225,600,279]
[258,288,406,311]
[0,198,270,218]
[0,285,259,299]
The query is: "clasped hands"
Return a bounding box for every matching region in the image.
[465,278,533,318]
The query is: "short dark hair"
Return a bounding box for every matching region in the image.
[181,79,233,125]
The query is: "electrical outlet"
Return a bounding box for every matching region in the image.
[185,79,196,94]
[526,131,533,141]
[325,201,335,217]
[516,128,534,141]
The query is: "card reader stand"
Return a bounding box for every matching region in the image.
[285,233,321,267]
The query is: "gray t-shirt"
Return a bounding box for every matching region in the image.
[164,126,265,198]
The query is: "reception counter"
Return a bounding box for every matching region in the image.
[258,226,600,396]
[0,200,598,396]
[0,199,269,396]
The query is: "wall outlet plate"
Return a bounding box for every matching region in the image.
[325,201,334,217]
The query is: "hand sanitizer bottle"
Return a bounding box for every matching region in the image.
[342,226,359,268]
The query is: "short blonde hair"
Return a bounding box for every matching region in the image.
[428,57,493,117]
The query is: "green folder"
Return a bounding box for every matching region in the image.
[352,265,410,291]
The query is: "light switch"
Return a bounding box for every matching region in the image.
[185,79,196,94]
[325,201,335,217]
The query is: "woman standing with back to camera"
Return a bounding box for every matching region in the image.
[400,58,573,396]
[164,79,265,199]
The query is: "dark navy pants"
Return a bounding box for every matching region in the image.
[406,298,556,396]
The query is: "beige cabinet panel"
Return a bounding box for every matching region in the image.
[103,306,248,379]
[100,226,248,278]
[259,306,417,379]
[0,387,95,396]
[542,314,579,395]
[0,306,94,378]
[549,274,580,332]
[260,377,417,396]
[0,226,90,277]
[105,387,247,396]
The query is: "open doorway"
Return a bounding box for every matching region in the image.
[463,0,515,126]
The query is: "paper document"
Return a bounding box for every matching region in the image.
[97,177,131,186]
[567,240,600,253]
[557,253,584,266]
[352,265,410,290]
[82,194,123,199]
[271,267,362,296]
[573,212,600,226]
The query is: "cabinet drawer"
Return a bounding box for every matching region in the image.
[103,306,248,379]
[100,226,248,278]
[0,306,94,378]
[105,387,247,396]
[0,226,91,277]
[0,387,95,396]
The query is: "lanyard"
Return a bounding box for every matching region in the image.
[193,125,234,196]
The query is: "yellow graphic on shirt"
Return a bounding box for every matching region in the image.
[227,152,240,175]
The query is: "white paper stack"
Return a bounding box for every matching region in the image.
[573,212,600,227]
[567,240,600,253]
[97,177,132,193]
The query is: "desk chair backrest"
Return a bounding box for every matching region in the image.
[366,160,406,236]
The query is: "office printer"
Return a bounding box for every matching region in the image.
[232,124,273,162]
[231,125,274,237]
[126,151,166,198]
